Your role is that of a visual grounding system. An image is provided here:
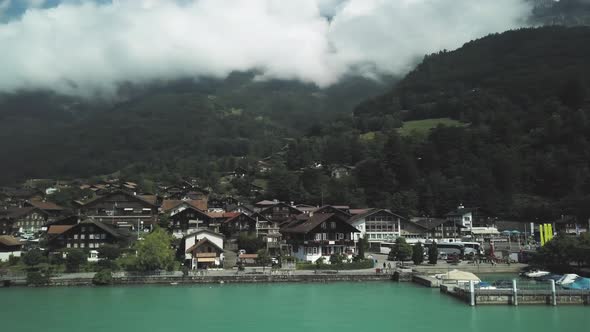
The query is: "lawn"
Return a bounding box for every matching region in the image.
[397,118,466,136]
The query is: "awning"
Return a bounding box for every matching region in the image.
[197,257,216,263]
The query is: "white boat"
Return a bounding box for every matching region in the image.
[556,274,579,285]
[524,270,550,278]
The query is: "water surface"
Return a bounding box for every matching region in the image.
[1,283,588,332]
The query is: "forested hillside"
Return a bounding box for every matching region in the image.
[276,26,590,220]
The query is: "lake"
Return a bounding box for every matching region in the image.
[1,282,588,332]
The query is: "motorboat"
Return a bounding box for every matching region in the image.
[556,274,579,285]
[538,274,563,282]
[524,270,550,278]
[476,281,497,290]
[561,277,590,290]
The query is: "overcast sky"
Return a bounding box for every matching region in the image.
[0,0,533,98]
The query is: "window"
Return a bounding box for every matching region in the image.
[464,216,470,221]
[80,243,85,248]
[80,234,85,240]
[330,221,336,229]
[312,247,318,255]
[321,222,327,229]
[74,234,78,239]
[81,227,86,232]
[89,243,94,248]
[89,234,94,240]
[337,233,344,240]
[74,243,78,248]
[67,243,71,248]
[315,233,322,241]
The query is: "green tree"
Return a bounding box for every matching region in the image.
[428,242,439,265]
[22,249,45,267]
[237,233,265,254]
[388,237,412,261]
[412,243,424,265]
[255,249,271,271]
[92,269,113,285]
[135,228,175,271]
[357,236,369,259]
[97,244,122,261]
[65,249,87,273]
[329,253,344,265]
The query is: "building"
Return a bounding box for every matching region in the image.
[412,217,467,239]
[220,213,257,238]
[46,220,133,251]
[444,204,474,233]
[0,207,50,234]
[553,216,588,235]
[77,190,159,230]
[347,209,407,242]
[281,213,359,263]
[0,235,23,262]
[166,205,211,238]
[182,229,224,269]
[259,202,303,224]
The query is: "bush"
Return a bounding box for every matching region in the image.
[8,255,20,266]
[26,270,51,286]
[296,259,374,270]
[92,269,113,286]
[22,249,46,266]
[65,249,87,272]
[428,243,438,265]
[412,243,424,265]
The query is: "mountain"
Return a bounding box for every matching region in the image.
[0,73,394,186]
[279,26,590,220]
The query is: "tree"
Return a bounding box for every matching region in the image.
[329,253,344,265]
[65,249,87,272]
[428,242,439,265]
[388,237,412,261]
[22,249,45,267]
[98,244,122,261]
[357,236,369,259]
[237,233,265,254]
[92,269,113,285]
[135,228,175,271]
[255,249,271,271]
[412,243,424,265]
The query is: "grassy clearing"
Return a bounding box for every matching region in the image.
[398,118,466,136]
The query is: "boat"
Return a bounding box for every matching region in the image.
[556,274,579,285]
[561,277,590,290]
[524,270,550,278]
[476,281,497,290]
[170,282,178,285]
[538,274,563,282]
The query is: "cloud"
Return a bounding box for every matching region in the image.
[0,0,533,98]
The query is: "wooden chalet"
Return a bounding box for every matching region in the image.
[77,190,158,230]
[220,213,257,238]
[281,213,359,263]
[259,202,303,223]
[168,205,211,238]
[0,207,50,234]
[46,220,133,252]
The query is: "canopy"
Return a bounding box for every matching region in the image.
[440,270,481,282]
[511,230,521,234]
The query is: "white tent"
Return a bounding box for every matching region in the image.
[437,269,481,283]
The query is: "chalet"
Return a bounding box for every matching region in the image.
[168,205,211,238]
[160,199,208,215]
[46,220,133,252]
[23,200,65,219]
[347,209,407,242]
[182,229,224,269]
[220,213,257,238]
[251,212,283,254]
[0,187,43,207]
[0,207,49,234]
[0,235,23,262]
[313,205,352,221]
[77,190,158,230]
[259,202,303,223]
[226,203,256,216]
[281,213,359,263]
[412,217,467,239]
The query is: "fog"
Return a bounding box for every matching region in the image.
[0,0,532,97]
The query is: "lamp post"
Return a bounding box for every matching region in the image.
[137,220,144,240]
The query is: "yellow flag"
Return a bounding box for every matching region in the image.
[540,224,545,246]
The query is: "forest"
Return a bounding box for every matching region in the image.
[2,26,590,221]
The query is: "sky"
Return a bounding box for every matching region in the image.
[0,0,534,98]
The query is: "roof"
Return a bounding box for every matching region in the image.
[0,235,22,247]
[349,209,370,215]
[445,207,475,217]
[222,213,254,224]
[47,225,75,235]
[0,207,45,219]
[239,254,259,259]
[138,195,157,205]
[76,220,124,238]
[186,237,223,253]
[26,200,64,211]
[438,270,481,282]
[255,200,278,206]
[80,190,158,208]
[184,229,225,239]
[281,213,360,234]
[161,199,207,212]
[348,208,404,225]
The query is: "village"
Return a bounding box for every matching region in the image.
[1,176,588,282]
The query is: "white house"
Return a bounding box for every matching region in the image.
[445,204,474,232]
[347,209,406,242]
[183,229,224,269]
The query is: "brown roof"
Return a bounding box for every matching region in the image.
[27,200,64,211]
[47,225,75,235]
[139,195,158,205]
[281,213,360,234]
[186,237,223,253]
[161,199,207,212]
[0,207,42,219]
[0,235,21,247]
[239,254,258,259]
[349,209,369,215]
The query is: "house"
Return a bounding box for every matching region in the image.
[220,213,257,238]
[553,216,588,235]
[182,229,224,269]
[0,207,50,234]
[281,213,359,263]
[160,199,207,215]
[0,235,23,262]
[45,220,133,252]
[313,205,352,221]
[347,209,407,242]
[444,204,474,233]
[259,202,303,223]
[23,199,66,219]
[412,217,466,239]
[226,203,256,216]
[168,205,212,238]
[77,190,159,230]
[251,212,283,254]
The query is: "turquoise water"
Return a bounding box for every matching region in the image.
[1,283,588,332]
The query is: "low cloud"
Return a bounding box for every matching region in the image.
[0,0,532,98]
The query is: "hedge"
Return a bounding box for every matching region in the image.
[296,259,374,270]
